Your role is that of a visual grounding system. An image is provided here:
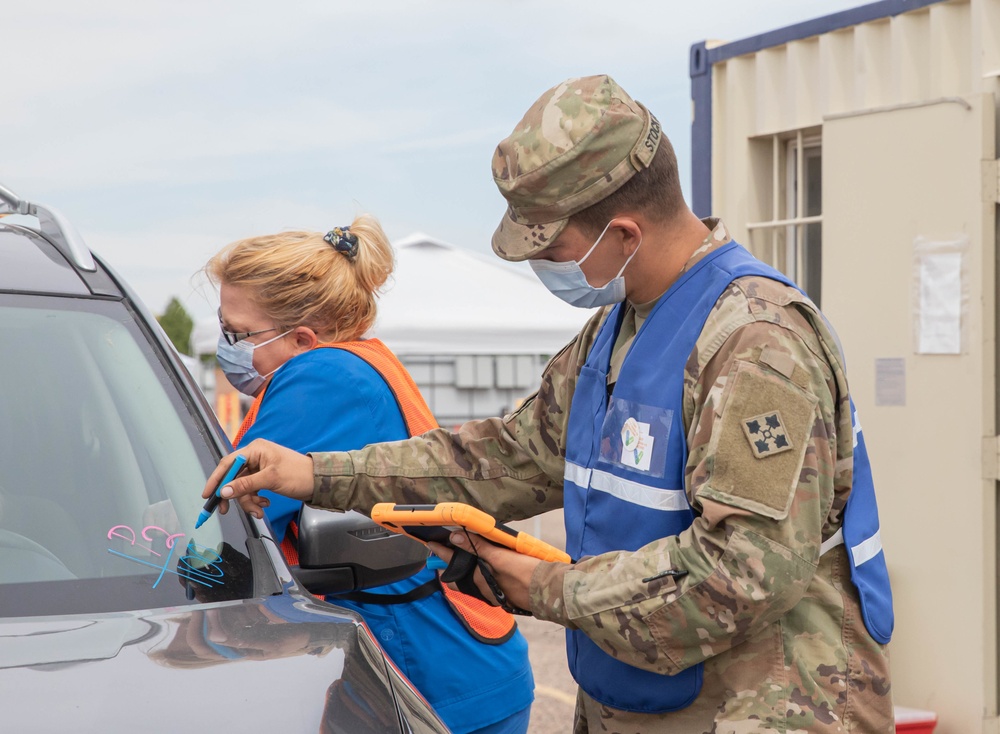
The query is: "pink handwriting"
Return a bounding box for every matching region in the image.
[107,524,225,589]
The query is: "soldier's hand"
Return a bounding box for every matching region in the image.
[428,531,540,613]
[202,439,315,519]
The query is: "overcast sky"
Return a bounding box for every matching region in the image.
[2,0,866,322]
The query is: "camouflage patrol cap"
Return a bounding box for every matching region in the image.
[491,75,662,262]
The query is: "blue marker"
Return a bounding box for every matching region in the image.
[195,454,249,530]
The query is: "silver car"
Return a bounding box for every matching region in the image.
[0,183,448,733]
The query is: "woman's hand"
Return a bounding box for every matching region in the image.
[202,439,315,519]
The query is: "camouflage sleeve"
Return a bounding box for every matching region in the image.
[310,309,610,523]
[529,279,839,675]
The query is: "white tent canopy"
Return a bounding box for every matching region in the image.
[372,233,590,355]
[192,233,591,357]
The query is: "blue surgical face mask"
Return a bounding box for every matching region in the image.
[216,330,291,396]
[529,221,641,309]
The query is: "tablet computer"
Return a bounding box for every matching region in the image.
[370,502,571,564]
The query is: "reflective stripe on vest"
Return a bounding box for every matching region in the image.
[820,409,884,564]
[564,462,689,511]
[235,338,517,643]
[821,526,883,566]
[563,241,892,714]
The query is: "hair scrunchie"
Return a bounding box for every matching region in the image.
[324,227,359,260]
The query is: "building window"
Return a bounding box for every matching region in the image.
[747,130,823,306]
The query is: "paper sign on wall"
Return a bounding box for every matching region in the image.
[913,236,967,355]
[875,358,905,406]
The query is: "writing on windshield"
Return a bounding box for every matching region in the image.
[107,525,225,589]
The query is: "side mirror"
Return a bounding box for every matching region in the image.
[289,506,428,596]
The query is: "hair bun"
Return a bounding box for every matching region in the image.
[323,227,359,260]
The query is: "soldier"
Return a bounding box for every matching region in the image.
[205,75,895,733]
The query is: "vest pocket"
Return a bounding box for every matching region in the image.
[596,397,673,479]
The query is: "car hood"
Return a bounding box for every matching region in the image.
[0,595,411,733]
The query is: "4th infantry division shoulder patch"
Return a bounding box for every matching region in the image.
[742,411,794,459]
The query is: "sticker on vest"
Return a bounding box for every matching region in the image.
[742,411,794,459]
[620,418,654,471]
[599,397,671,478]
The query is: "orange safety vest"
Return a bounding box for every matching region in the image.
[234,338,516,644]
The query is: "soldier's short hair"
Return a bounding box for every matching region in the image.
[569,137,685,237]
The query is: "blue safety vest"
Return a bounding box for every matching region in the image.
[563,241,893,714]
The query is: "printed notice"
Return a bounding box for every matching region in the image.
[917,252,962,354]
[875,358,905,407]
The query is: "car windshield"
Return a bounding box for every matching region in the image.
[0,293,261,617]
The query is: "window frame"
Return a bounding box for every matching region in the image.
[746,129,823,304]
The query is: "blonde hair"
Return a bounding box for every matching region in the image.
[205,214,394,343]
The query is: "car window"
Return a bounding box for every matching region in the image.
[0,294,260,616]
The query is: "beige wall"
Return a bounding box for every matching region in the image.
[707,1,1000,731]
[824,94,995,733]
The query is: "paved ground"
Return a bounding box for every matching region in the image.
[516,614,576,734]
[507,511,577,734]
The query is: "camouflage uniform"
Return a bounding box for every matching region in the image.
[309,75,892,732]
[310,218,893,733]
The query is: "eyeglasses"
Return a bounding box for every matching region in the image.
[217,308,277,346]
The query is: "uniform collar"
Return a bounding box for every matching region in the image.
[679,218,732,277]
[626,218,732,314]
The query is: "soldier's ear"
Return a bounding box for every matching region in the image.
[609,218,643,256]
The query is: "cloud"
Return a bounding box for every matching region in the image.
[1,0,868,320]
